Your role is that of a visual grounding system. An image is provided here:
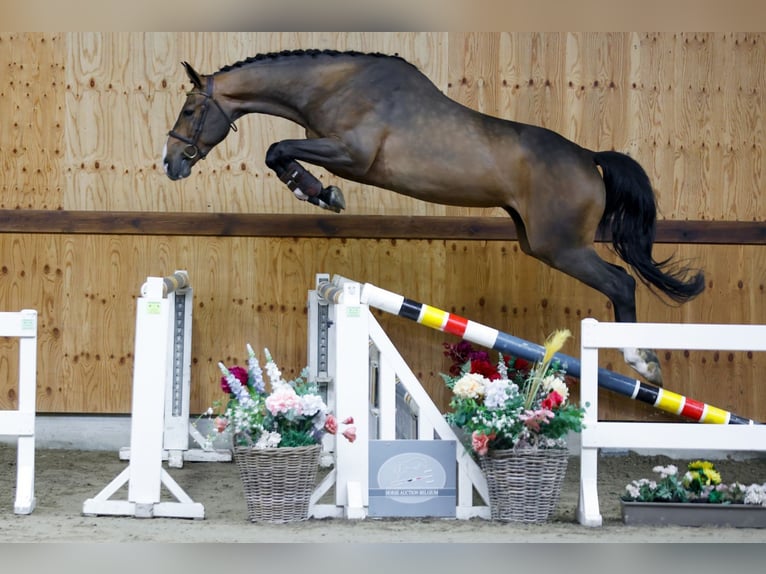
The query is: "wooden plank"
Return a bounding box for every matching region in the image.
[0,210,764,244]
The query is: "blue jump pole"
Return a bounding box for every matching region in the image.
[319,278,756,426]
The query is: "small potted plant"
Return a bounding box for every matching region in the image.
[621,460,766,527]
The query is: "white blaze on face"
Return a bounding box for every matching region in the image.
[162,141,169,176]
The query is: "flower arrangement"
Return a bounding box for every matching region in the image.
[210,345,356,449]
[441,329,586,456]
[622,460,766,505]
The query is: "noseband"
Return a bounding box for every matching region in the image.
[167,76,238,160]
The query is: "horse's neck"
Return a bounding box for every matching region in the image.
[213,61,346,127]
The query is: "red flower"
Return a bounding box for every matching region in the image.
[220,365,248,394]
[541,390,564,410]
[342,416,354,425]
[470,359,500,380]
[512,357,532,372]
[324,414,338,435]
[444,341,492,376]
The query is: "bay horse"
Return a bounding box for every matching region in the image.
[163,49,705,385]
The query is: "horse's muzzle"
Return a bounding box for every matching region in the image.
[162,141,193,180]
[163,157,192,181]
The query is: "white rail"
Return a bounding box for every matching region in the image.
[577,318,766,527]
[0,310,38,514]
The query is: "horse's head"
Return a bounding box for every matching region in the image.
[163,62,237,181]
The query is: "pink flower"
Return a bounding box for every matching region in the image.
[265,386,303,416]
[342,426,357,443]
[520,408,555,432]
[324,414,338,434]
[214,416,229,433]
[471,431,492,456]
[342,416,354,425]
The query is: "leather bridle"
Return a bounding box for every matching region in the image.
[167,76,237,160]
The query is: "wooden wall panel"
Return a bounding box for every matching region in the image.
[0,235,763,423]
[0,33,65,210]
[0,33,764,425]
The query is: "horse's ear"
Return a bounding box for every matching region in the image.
[181,61,203,90]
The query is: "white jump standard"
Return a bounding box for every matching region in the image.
[308,275,491,520]
[118,271,231,468]
[83,271,204,519]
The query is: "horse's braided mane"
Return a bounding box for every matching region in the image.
[216,49,408,74]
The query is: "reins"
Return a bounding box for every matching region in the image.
[167,76,237,160]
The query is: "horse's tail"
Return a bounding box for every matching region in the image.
[593,150,705,303]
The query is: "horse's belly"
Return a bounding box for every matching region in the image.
[362,158,512,208]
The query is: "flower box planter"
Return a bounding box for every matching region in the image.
[621,500,766,528]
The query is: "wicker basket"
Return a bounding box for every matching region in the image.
[479,447,569,523]
[233,444,321,523]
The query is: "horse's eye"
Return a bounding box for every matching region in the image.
[183,109,194,117]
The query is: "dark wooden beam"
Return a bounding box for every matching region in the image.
[0,210,764,244]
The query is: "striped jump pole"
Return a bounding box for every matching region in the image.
[319,276,757,426]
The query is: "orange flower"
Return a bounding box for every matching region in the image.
[471,431,492,456]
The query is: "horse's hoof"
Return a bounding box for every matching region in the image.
[323,185,345,212]
[622,347,663,387]
[643,360,663,387]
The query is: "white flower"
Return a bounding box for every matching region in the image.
[653,465,678,478]
[625,483,641,498]
[263,348,284,386]
[255,431,282,449]
[484,378,517,409]
[452,372,488,399]
[541,374,569,402]
[300,393,327,417]
[744,483,766,506]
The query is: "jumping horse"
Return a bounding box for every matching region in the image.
[163,49,705,385]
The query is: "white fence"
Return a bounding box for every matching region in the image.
[577,318,766,527]
[0,309,38,514]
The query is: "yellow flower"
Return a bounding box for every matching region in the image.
[542,329,572,364]
[688,460,715,470]
[706,469,722,485]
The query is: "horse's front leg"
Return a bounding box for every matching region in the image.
[265,139,354,213]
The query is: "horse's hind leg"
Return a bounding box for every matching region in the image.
[509,208,664,385]
[265,139,349,213]
[553,249,663,384]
